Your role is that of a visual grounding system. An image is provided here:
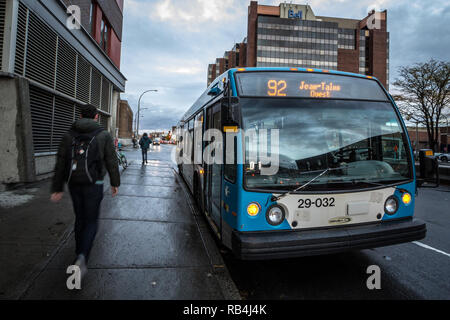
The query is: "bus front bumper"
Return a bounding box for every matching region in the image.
[231,218,426,260]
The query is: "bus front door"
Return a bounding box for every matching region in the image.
[205,103,222,231]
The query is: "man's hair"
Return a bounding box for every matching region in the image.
[80,104,98,119]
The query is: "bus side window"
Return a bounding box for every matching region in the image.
[224,135,237,183]
[194,112,203,165]
[188,119,194,163]
[178,126,184,156]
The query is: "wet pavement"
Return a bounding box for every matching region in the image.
[16,145,239,300]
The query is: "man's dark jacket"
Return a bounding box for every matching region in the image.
[51,118,120,193]
[139,136,152,150]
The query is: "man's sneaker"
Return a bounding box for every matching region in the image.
[74,254,88,280]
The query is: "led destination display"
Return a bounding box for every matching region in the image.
[235,71,388,100]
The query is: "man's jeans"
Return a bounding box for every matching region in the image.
[142,148,148,162]
[68,183,104,261]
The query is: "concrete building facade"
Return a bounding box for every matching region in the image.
[207,1,389,89]
[0,0,126,186]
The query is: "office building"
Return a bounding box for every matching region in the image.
[207,1,389,89]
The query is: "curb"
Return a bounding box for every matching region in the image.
[174,169,241,300]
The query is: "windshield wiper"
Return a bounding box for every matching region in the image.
[348,179,408,189]
[271,165,354,202]
[349,179,386,187]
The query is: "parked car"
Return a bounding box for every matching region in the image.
[438,152,450,162]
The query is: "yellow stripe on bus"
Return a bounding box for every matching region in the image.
[224,126,238,132]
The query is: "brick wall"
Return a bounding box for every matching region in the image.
[228,51,237,69]
[337,49,359,74]
[246,1,258,67]
[407,128,443,150]
[239,43,247,67]
[117,100,133,139]
[369,29,387,88]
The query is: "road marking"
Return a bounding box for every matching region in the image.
[413,241,450,258]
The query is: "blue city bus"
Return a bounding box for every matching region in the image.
[177,67,430,260]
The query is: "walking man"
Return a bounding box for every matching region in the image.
[139,132,152,164]
[50,104,120,280]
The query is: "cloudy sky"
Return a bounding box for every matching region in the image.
[120,0,450,132]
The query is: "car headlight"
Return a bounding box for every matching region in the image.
[266,205,285,226]
[384,196,399,215]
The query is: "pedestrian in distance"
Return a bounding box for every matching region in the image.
[139,133,152,164]
[50,104,120,282]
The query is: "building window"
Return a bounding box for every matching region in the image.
[100,18,109,52]
[89,1,95,35]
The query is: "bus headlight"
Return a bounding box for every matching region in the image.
[247,203,260,217]
[266,205,285,226]
[402,192,412,205]
[384,196,399,215]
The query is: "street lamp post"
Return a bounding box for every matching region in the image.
[134,108,148,136]
[136,89,158,138]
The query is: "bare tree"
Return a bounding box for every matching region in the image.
[393,59,450,151]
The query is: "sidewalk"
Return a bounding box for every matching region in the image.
[0,179,74,299]
[2,157,239,300]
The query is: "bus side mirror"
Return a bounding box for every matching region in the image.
[417,149,439,188]
[208,87,221,96]
[221,97,240,129]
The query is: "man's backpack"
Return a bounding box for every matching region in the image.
[67,128,104,185]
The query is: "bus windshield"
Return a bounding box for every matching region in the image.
[241,98,413,191]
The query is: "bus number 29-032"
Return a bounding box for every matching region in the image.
[298,198,335,208]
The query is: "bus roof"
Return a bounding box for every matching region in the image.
[227,67,378,81]
[179,67,380,124]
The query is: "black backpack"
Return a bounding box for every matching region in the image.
[67,128,104,185]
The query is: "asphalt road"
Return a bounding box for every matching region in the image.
[128,144,450,300]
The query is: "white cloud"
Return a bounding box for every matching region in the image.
[156,66,203,75]
[127,0,246,31]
